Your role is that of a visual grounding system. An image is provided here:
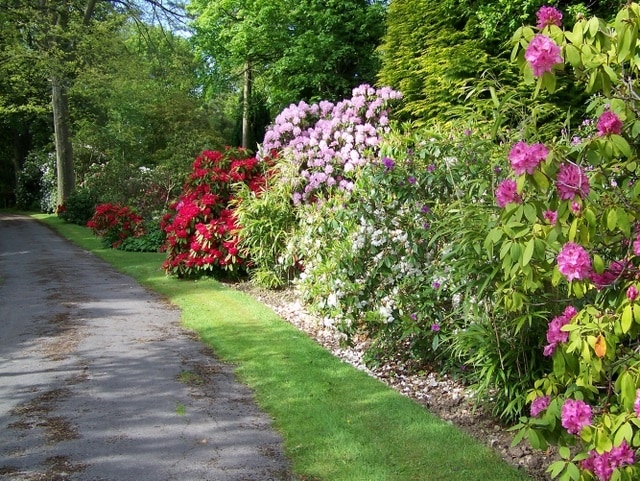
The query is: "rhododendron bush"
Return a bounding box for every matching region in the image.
[491,4,640,480]
[87,203,144,248]
[161,148,266,278]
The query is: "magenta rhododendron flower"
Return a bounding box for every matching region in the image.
[596,110,623,136]
[635,389,640,418]
[543,306,577,356]
[634,233,640,256]
[556,163,590,200]
[495,179,522,207]
[561,398,592,435]
[543,210,558,225]
[525,34,563,77]
[536,6,563,29]
[508,141,549,175]
[557,242,592,281]
[581,441,635,481]
[530,395,551,417]
[628,285,639,302]
[590,260,630,290]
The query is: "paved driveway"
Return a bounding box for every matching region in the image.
[0,213,291,481]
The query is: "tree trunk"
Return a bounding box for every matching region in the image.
[52,74,75,206]
[242,59,252,149]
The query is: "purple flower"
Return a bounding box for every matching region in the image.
[557,242,592,281]
[410,312,417,321]
[525,34,563,77]
[530,395,551,417]
[382,157,395,171]
[420,204,430,214]
[634,233,640,256]
[556,163,590,200]
[597,110,623,136]
[427,164,436,172]
[561,398,592,435]
[407,176,417,184]
[635,389,640,418]
[543,306,577,356]
[508,141,549,175]
[495,179,522,208]
[432,281,441,290]
[536,6,563,29]
[543,210,558,225]
[431,323,441,332]
[581,441,635,481]
[628,285,639,302]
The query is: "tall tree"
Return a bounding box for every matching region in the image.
[1,0,188,205]
[188,0,386,149]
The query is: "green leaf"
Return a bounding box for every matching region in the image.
[547,460,566,478]
[522,238,535,267]
[564,44,581,67]
[611,134,632,158]
[619,371,637,409]
[622,305,633,334]
[607,208,618,231]
[617,208,631,236]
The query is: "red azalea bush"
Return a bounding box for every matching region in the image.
[161,147,266,278]
[87,203,144,248]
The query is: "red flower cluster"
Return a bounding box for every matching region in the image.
[87,203,144,248]
[161,147,266,277]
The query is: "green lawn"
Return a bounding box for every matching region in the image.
[34,213,533,481]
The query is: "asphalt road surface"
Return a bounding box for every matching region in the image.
[0,212,292,481]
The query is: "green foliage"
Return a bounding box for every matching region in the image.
[377,0,498,122]
[58,187,99,225]
[119,221,165,252]
[189,0,387,111]
[234,160,302,289]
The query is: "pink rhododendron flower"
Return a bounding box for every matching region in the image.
[495,179,522,207]
[628,285,639,302]
[597,110,623,136]
[556,163,590,200]
[634,233,640,256]
[635,389,640,418]
[530,395,551,417]
[561,398,592,435]
[543,306,577,356]
[536,6,563,29]
[557,242,592,281]
[543,210,558,225]
[590,260,631,290]
[581,441,635,481]
[525,34,563,77]
[508,141,549,175]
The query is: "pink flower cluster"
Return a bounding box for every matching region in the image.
[508,141,549,175]
[261,84,402,204]
[536,6,563,29]
[581,441,635,481]
[543,306,577,356]
[635,389,640,418]
[525,34,563,77]
[556,163,590,200]
[597,110,623,136]
[530,395,551,417]
[495,179,521,207]
[561,398,592,435]
[557,242,592,281]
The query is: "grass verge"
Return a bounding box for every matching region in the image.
[34,213,532,481]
